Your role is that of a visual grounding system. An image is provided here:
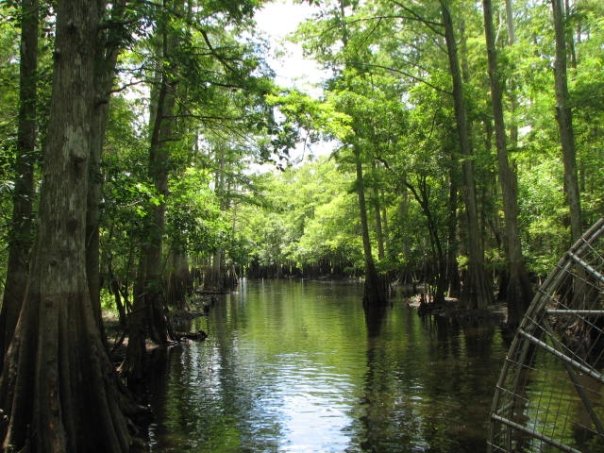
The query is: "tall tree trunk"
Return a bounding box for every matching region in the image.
[551,0,582,242]
[504,0,519,149]
[125,4,182,383]
[335,0,386,304]
[0,0,131,450]
[373,186,385,261]
[167,246,191,308]
[127,253,149,385]
[406,177,447,304]
[440,0,492,309]
[483,0,533,327]
[145,37,178,300]
[86,0,127,343]
[446,162,461,298]
[0,0,38,369]
[354,147,387,305]
[208,145,227,291]
[127,78,173,355]
[564,0,577,68]
[381,191,389,259]
[400,176,411,269]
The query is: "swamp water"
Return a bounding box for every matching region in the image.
[148,279,508,452]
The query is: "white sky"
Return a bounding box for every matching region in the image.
[254,0,335,167]
[255,0,329,98]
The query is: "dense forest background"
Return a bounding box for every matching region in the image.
[0,0,602,450]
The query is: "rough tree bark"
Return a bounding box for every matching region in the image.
[0,0,131,450]
[482,0,533,327]
[0,0,38,369]
[551,0,582,242]
[440,0,492,309]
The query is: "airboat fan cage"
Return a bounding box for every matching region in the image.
[489,218,604,452]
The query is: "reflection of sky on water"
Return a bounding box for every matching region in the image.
[149,280,508,452]
[269,357,356,452]
[185,337,360,451]
[226,344,360,451]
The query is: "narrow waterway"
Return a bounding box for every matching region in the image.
[148,279,507,452]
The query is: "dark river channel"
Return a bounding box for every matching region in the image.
[148,279,508,452]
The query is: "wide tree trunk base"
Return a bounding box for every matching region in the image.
[0,287,132,453]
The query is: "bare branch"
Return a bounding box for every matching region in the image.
[346,13,443,36]
[351,62,451,95]
[390,1,444,36]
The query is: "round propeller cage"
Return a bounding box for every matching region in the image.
[489,218,604,452]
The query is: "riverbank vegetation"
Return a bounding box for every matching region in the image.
[0,0,602,450]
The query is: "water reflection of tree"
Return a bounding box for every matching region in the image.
[424,314,462,360]
[209,289,284,451]
[146,347,172,446]
[417,314,502,450]
[357,305,477,451]
[147,288,284,452]
[364,303,388,340]
[360,302,417,451]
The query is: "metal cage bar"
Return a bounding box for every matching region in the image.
[488,219,604,452]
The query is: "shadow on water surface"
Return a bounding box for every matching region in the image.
[363,302,389,339]
[147,280,509,452]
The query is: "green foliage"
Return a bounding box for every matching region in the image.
[237,158,365,275]
[0,4,20,268]
[166,167,225,254]
[266,88,353,142]
[257,0,604,283]
[1,0,602,301]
